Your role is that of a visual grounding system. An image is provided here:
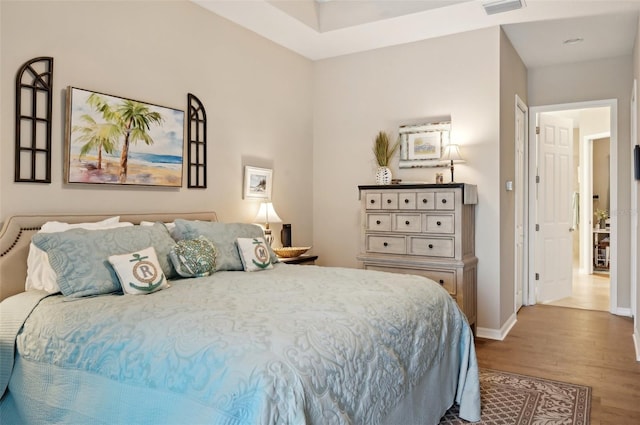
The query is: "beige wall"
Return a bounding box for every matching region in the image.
[593,137,611,216]
[499,29,528,328]
[313,27,504,332]
[0,0,314,247]
[529,56,633,312]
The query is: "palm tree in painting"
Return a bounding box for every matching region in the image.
[116,100,163,183]
[71,115,120,170]
[86,94,164,183]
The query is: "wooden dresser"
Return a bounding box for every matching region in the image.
[357,183,478,329]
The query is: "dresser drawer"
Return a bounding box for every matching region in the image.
[382,193,398,209]
[398,193,416,209]
[423,269,456,295]
[363,265,456,295]
[366,235,406,254]
[435,192,455,210]
[365,193,382,209]
[408,236,454,257]
[367,214,391,231]
[416,192,435,210]
[425,215,454,233]
[394,214,421,232]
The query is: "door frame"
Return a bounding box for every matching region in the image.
[515,95,528,311]
[527,99,617,309]
[579,131,610,275]
[630,79,637,328]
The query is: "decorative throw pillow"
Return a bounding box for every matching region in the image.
[32,223,177,298]
[173,220,278,271]
[169,237,217,277]
[108,247,169,295]
[25,217,133,293]
[236,237,274,272]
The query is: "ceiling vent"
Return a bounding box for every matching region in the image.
[481,0,526,15]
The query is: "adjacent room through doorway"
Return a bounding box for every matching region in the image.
[530,105,613,312]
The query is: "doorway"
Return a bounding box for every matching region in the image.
[526,100,616,312]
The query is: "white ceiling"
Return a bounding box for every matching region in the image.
[193,0,640,67]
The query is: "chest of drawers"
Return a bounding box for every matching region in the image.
[357,183,478,329]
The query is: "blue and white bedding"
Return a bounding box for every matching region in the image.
[1,264,480,424]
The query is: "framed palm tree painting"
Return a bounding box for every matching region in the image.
[65,87,184,187]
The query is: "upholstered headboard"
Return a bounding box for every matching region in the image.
[0,212,218,302]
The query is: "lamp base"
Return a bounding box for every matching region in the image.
[264,228,274,246]
[450,160,455,183]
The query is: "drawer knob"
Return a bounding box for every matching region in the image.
[439,279,445,285]
[428,244,434,249]
[422,199,428,204]
[387,199,392,204]
[404,199,410,203]
[405,220,410,225]
[436,221,442,226]
[442,199,447,204]
[383,242,389,247]
[370,199,376,204]
[376,220,381,225]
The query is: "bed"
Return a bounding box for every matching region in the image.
[0,212,480,425]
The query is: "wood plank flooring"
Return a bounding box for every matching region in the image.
[545,270,610,311]
[474,305,640,425]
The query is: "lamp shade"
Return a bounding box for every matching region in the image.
[441,144,464,162]
[254,202,282,226]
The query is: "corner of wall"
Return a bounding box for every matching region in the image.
[476,312,517,340]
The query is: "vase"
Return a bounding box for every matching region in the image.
[375,166,392,185]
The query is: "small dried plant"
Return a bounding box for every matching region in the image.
[373,131,400,167]
[594,208,608,221]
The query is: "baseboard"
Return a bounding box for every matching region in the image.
[611,306,633,317]
[476,312,517,340]
[634,330,640,362]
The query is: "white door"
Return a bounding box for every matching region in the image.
[535,113,574,303]
[515,98,527,311]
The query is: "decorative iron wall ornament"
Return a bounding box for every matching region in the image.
[187,93,207,188]
[15,57,54,183]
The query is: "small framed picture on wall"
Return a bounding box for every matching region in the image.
[243,166,273,199]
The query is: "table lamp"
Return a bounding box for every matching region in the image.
[441,144,464,183]
[254,202,282,245]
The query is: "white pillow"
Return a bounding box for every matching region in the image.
[236,237,274,272]
[25,217,133,293]
[140,221,177,238]
[40,215,120,232]
[108,246,169,295]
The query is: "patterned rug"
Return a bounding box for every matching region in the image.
[440,368,591,424]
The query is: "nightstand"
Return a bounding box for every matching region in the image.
[279,255,318,265]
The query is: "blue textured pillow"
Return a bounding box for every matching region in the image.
[32,223,177,298]
[173,220,278,271]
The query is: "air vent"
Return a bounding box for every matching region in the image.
[481,0,526,15]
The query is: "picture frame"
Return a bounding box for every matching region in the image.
[65,86,185,187]
[399,121,451,168]
[243,166,273,199]
[407,131,442,160]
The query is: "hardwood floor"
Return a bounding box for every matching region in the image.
[475,305,640,425]
[545,269,610,311]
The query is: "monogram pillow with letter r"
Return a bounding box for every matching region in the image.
[108,246,169,295]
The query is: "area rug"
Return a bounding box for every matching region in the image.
[439,368,591,424]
